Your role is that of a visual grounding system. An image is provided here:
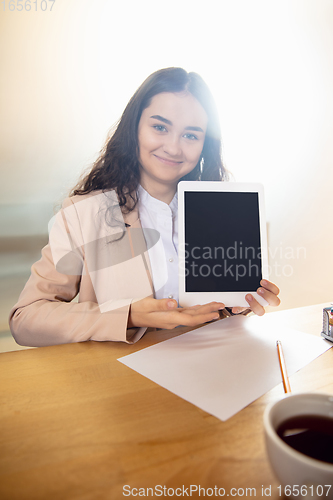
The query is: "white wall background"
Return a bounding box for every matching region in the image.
[1,0,332,311]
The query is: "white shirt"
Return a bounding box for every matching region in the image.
[137,185,179,304]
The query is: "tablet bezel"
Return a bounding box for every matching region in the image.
[178,181,269,308]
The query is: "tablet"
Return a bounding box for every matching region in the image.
[178,181,269,308]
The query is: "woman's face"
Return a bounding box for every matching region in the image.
[137,92,208,198]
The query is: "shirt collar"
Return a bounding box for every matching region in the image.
[138,185,178,217]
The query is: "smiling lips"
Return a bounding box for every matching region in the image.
[154,154,183,166]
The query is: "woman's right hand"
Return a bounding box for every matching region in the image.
[128,297,225,330]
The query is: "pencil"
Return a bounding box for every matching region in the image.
[276,340,291,393]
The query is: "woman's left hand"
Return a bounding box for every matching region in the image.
[230,279,280,317]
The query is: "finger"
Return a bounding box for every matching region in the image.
[260,279,280,296]
[245,294,265,316]
[190,301,225,314]
[257,287,281,307]
[179,304,202,311]
[155,298,178,311]
[147,308,218,330]
[178,303,226,324]
[176,301,223,315]
[176,310,221,326]
[131,297,177,316]
[231,307,247,314]
[167,299,178,309]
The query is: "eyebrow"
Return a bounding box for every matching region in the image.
[150,115,204,133]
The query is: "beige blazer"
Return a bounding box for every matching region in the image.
[9,190,155,347]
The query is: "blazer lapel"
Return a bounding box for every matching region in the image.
[123,207,154,293]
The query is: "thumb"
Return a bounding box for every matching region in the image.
[158,298,177,310]
[232,307,246,314]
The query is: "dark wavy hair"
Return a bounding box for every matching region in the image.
[71,67,228,211]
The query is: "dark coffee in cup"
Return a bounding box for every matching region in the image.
[277,415,333,464]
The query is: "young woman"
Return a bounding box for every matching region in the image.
[9,67,280,346]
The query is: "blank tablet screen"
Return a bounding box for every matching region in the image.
[184,191,262,292]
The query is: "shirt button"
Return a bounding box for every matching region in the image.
[169,258,173,262]
[168,294,173,299]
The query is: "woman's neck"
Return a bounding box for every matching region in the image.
[140,180,177,205]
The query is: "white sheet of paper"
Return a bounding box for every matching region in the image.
[118,315,332,421]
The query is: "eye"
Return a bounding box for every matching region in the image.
[153,124,167,132]
[183,133,198,141]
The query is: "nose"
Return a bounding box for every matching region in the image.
[163,134,182,157]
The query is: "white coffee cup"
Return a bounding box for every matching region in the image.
[263,393,333,497]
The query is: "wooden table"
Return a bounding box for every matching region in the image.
[1,304,332,500]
